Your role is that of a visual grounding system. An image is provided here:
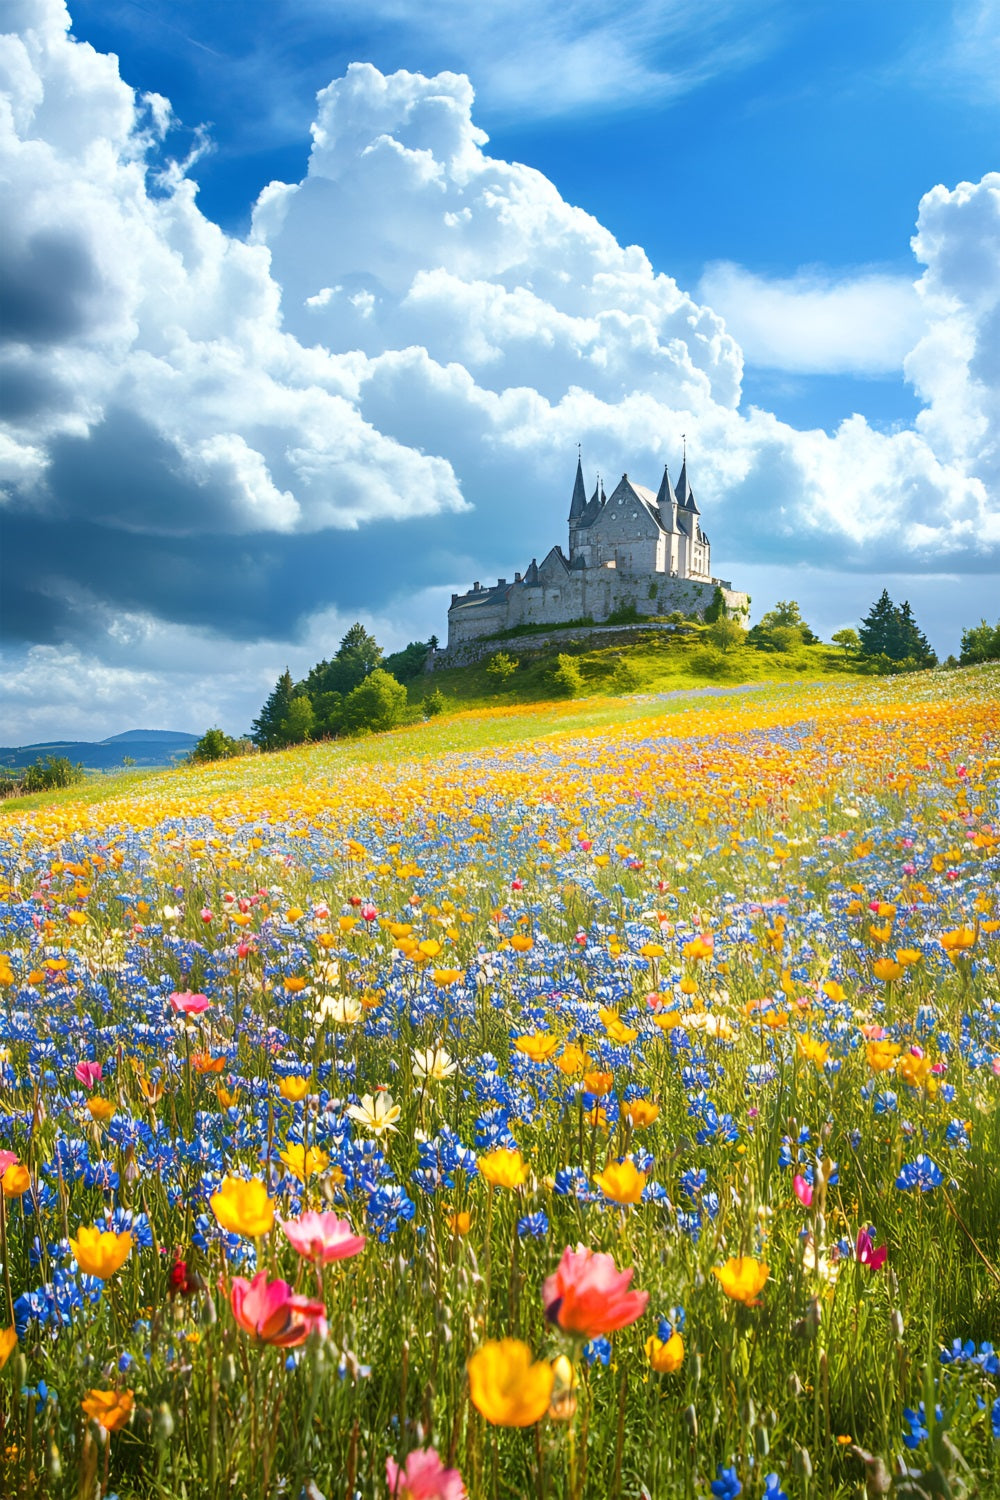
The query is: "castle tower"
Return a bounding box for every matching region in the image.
[567,455,588,560]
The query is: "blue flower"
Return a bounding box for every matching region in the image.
[710,1463,742,1499]
[763,1476,788,1500]
[516,1211,549,1239]
[582,1337,611,1367]
[896,1155,944,1191]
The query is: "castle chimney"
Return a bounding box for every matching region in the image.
[514,572,521,582]
[474,581,480,591]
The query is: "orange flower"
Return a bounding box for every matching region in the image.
[873,958,904,982]
[593,1160,647,1205]
[478,1149,529,1190]
[448,1210,472,1237]
[583,1070,613,1097]
[86,1097,116,1124]
[278,1075,310,1102]
[509,935,534,954]
[81,1389,134,1433]
[515,1032,559,1061]
[645,1331,684,1373]
[555,1043,590,1075]
[1,1162,31,1197]
[467,1340,553,1427]
[0,1326,16,1370]
[625,1099,660,1129]
[713,1256,769,1306]
[866,1040,900,1072]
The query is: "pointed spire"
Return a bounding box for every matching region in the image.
[675,450,699,514]
[568,451,587,522]
[655,464,678,531]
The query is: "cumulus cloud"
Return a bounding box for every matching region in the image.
[696,262,926,375]
[2,1,999,741]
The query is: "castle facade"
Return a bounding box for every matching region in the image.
[443,455,748,656]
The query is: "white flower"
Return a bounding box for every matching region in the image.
[314,994,362,1027]
[346,1092,401,1136]
[412,1045,458,1082]
[161,905,181,922]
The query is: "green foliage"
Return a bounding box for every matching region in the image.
[706,616,746,653]
[831,627,861,653]
[859,590,936,667]
[702,585,727,624]
[340,668,408,735]
[485,651,519,686]
[251,668,295,750]
[550,652,583,696]
[611,656,641,692]
[422,687,447,717]
[959,618,1000,665]
[190,728,242,763]
[304,623,383,698]
[605,601,642,625]
[280,694,315,746]
[382,640,431,683]
[4,755,86,796]
[748,600,816,651]
[687,644,733,678]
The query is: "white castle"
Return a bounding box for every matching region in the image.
[443,452,748,656]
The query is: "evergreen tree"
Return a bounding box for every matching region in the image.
[251,669,295,750]
[896,601,936,666]
[304,624,382,697]
[859,590,902,659]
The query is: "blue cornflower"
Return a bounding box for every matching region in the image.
[896,1154,944,1191]
[516,1211,549,1239]
[763,1476,788,1500]
[582,1337,611,1367]
[710,1463,742,1499]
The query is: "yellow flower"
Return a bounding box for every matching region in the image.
[797,1035,829,1070]
[593,1160,647,1205]
[210,1176,275,1238]
[69,1226,133,1279]
[0,1326,16,1370]
[467,1339,554,1426]
[81,1389,134,1433]
[1,1163,30,1197]
[514,1031,560,1061]
[555,1043,590,1075]
[645,1331,684,1373]
[279,1074,311,1102]
[86,1097,116,1124]
[625,1099,660,1129]
[866,1040,900,1072]
[713,1256,769,1306]
[448,1210,472,1237]
[873,958,904,982]
[478,1148,530,1190]
[279,1143,329,1181]
[509,934,534,953]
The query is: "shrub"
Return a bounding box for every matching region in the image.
[959,619,1000,665]
[551,653,583,697]
[703,586,727,624]
[191,728,242,763]
[340,669,408,735]
[422,688,447,718]
[688,646,734,679]
[17,756,85,793]
[611,658,641,692]
[707,617,746,653]
[485,651,518,686]
[606,602,641,626]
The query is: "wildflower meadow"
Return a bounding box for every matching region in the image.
[1,668,999,1499]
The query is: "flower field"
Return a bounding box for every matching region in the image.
[1,668,999,1499]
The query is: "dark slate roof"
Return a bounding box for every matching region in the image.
[523,558,539,585]
[568,457,587,522]
[581,480,605,526]
[675,459,700,514]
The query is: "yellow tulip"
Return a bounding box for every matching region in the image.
[279,1143,329,1181]
[69,1225,133,1279]
[467,1339,554,1426]
[713,1256,769,1306]
[478,1148,530,1190]
[279,1075,310,1102]
[210,1176,275,1237]
[593,1160,647,1205]
[645,1331,684,1373]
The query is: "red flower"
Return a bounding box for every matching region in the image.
[542,1246,648,1339]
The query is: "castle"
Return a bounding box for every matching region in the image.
[442,453,748,656]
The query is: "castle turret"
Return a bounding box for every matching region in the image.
[568,455,588,560]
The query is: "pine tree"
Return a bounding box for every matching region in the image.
[251,669,295,750]
[305,624,382,697]
[896,601,936,666]
[859,590,901,659]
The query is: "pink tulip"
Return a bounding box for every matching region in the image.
[855,1228,887,1271]
[280,1211,366,1264]
[230,1271,327,1347]
[542,1246,648,1340]
[169,991,212,1016]
[386,1447,467,1500]
[74,1061,103,1089]
[793,1175,813,1208]
[0,1150,18,1177]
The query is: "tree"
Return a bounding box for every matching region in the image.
[340,669,408,735]
[422,687,447,717]
[251,669,295,750]
[551,654,583,697]
[191,727,240,763]
[383,640,432,684]
[960,619,1000,665]
[485,651,518,687]
[707,617,746,653]
[831,627,860,653]
[747,599,816,652]
[319,623,383,696]
[859,592,936,667]
[280,694,315,745]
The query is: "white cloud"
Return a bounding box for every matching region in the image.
[2,3,1000,741]
[696,261,926,375]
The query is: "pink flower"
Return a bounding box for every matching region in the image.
[74,1061,103,1089]
[855,1228,887,1271]
[793,1175,813,1208]
[0,1150,19,1177]
[386,1447,467,1500]
[280,1211,366,1264]
[200,908,213,923]
[230,1271,327,1347]
[169,991,211,1016]
[360,903,378,922]
[542,1246,649,1340]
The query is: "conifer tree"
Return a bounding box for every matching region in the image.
[250,668,295,750]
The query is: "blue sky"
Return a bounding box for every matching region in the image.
[2,0,998,739]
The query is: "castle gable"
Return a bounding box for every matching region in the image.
[590,475,663,536]
[537,545,569,580]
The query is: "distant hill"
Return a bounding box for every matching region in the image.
[0,730,199,771]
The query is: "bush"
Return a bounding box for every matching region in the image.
[17,756,85,793]
[551,653,583,697]
[485,651,518,686]
[191,728,242,763]
[959,619,1000,665]
[706,617,746,654]
[688,646,734,679]
[340,669,408,735]
[703,586,727,624]
[831,627,860,654]
[422,688,447,718]
[611,657,641,692]
[606,602,642,626]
